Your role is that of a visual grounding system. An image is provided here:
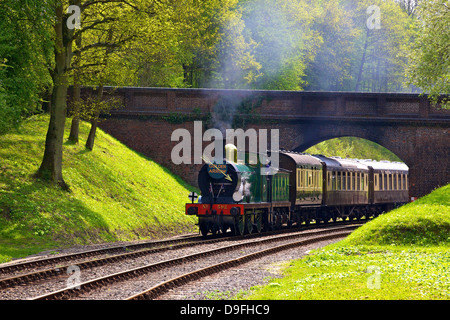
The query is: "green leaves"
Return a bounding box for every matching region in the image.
[0,0,53,134]
[406,0,450,108]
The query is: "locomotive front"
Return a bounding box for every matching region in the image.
[186,144,256,236]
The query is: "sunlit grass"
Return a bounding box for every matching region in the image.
[0,114,197,263]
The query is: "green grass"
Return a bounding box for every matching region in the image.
[0,114,197,263]
[339,185,450,247]
[305,137,402,162]
[243,184,450,300]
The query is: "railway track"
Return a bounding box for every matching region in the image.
[0,233,201,277]
[11,224,358,300]
[126,230,351,300]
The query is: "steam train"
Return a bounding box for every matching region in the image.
[186,144,409,236]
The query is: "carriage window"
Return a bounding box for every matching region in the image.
[402,174,406,190]
[342,172,347,190]
[327,172,331,189]
[303,170,306,188]
[361,174,365,191]
[383,174,387,190]
[404,175,407,190]
[349,172,352,190]
[356,173,360,191]
[394,174,397,190]
[332,171,336,190]
[300,170,304,188]
[347,172,351,190]
[336,172,341,190]
[313,170,316,188]
[318,171,321,188]
[317,170,320,188]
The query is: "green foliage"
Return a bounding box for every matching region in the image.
[70,91,123,122]
[242,0,316,90]
[0,114,197,263]
[305,137,402,162]
[406,0,450,108]
[0,0,53,134]
[124,0,418,92]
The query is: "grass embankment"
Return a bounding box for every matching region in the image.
[244,184,450,299]
[0,114,197,263]
[305,137,402,162]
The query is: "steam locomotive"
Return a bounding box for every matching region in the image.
[186,143,409,236]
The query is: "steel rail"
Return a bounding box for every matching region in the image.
[0,234,200,276]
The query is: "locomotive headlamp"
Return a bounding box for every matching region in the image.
[187,206,198,215]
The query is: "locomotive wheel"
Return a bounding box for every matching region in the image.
[245,214,253,234]
[232,216,245,236]
[199,223,209,238]
[255,214,262,233]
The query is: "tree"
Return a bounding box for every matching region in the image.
[0,0,53,134]
[144,0,262,89]
[396,0,420,16]
[37,1,76,189]
[304,0,359,91]
[241,0,320,90]
[406,0,450,108]
[37,0,148,189]
[67,0,143,144]
[210,0,262,88]
[351,0,413,92]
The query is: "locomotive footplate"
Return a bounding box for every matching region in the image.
[186,203,246,236]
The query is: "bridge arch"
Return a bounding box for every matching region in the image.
[299,136,404,163]
[275,121,412,168]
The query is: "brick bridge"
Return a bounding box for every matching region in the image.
[76,87,450,198]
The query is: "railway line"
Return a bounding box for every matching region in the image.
[0,223,361,300]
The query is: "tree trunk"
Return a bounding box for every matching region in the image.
[37,3,73,190]
[68,34,82,144]
[355,29,370,92]
[68,83,80,144]
[85,85,103,151]
[85,115,99,151]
